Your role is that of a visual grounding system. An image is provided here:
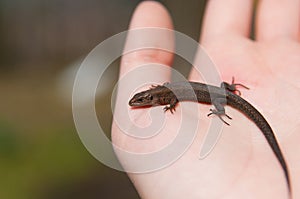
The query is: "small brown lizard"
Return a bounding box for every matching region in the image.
[129,79,291,197]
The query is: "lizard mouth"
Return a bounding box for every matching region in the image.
[128,101,139,106]
[128,98,152,107]
[128,98,142,106]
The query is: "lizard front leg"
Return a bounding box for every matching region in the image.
[163,98,178,114]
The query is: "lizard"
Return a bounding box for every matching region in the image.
[128,78,291,198]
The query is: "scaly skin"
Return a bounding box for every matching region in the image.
[129,81,291,196]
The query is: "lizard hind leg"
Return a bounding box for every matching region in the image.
[207,98,232,125]
[207,109,232,125]
[221,77,249,96]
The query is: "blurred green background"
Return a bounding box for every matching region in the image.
[0,0,207,198]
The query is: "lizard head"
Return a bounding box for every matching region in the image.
[128,90,158,107]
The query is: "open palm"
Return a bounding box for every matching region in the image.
[112,1,300,198]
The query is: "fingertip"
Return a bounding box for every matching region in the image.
[255,0,300,42]
[120,0,174,79]
[130,1,173,29]
[201,0,253,42]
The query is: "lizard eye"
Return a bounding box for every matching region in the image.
[137,98,144,102]
[147,95,153,100]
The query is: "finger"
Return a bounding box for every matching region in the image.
[120,1,174,81]
[256,0,300,42]
[113,1,174,147]
[201,0,254,43]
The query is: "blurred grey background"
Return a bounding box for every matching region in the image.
[0,0,207,198]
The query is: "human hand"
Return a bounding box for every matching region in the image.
[112,1,300,198]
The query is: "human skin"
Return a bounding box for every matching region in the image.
[112,1,300,198]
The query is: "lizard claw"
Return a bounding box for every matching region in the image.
[221,77,249,96]
[231,77,249,95]
[164,105,176,114]
[207,109,231,125]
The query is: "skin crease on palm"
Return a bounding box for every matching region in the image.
[111,1,300,199]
